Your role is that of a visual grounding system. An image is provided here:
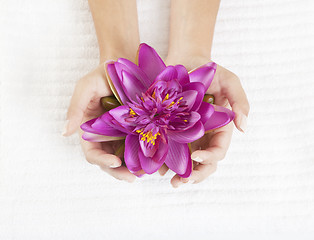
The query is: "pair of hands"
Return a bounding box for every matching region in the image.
[63,55,249,187]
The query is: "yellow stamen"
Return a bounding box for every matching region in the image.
[129,108,136,116]
[136,129,160,145]
[166,96,184,109]
[152,90,156,99]
[162,93,169,102]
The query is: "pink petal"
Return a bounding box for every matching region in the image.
[81,115,127,137]
[189,62,217,91]
[139,135,158,158]
[175,65,190,86]
[197,102,215,124]
[82,132,124,142]
[105,61,130,104]
[117,58,151,89]
[177,157,192,178]
[178,90,198,112]
[138,149,166,174]
[124,135,142,172]
[96,107,134,134]
[152,138,168,163]
[168,121,205,143]
[164,139,191,175]
[203,105,235,131]
[182,82,205,111]
[108,106,134,128]
[155,66,177,82]
[121,70,146,102]
[137,43,166,83]
[172,111,201,131]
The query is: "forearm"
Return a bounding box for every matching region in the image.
[168,0,220,60]
[88,0,140,62]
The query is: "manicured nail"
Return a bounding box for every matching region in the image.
[62,120,69,136]
[181,178,189,183]
[109,163,120,168]
[192,156,203,163]
[239,115,247,133]
[189,179,195,184]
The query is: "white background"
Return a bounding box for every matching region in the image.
[1,0,314,239]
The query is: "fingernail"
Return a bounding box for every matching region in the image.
[239,115,247,133]
[181,178,189,183]
[189,179,195,184]
[192,156,203,163]
[62,120,69,136]
[109,163,120,168]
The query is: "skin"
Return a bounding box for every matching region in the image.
[63,0,140,183]
[164,0,250,187]
[63,0,250,186]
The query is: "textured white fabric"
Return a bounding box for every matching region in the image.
[1,0,314,239]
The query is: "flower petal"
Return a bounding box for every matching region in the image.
[152,137,168,163]
[137,43,166,83]
[182,82,205,111]
[124,135,142,172]
[189,62,217,91]
[178,90,198,112]
[177,157,192,178]
[165,139,191,175]
[105,61,130,104]
[203,105,235,131]
[139,135,158,158]
[197,102,215,124]
[175,65,190,86]
[168,120,204,143]
[82,132,125,142]
[138,149,166,174]
[81,115,127,137]
[120,69,146,102]
[117,58,151,89]
[108,106,133,127]
[155,66,177,82]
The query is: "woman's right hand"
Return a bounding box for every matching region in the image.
[63,63,136,183]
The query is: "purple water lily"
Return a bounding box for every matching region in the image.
[80,43,234,177]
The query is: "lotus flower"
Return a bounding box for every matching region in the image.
[80,43,234,178]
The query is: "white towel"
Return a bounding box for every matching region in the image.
[0,0,314,239]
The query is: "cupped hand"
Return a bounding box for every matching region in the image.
[63,64,136,183]
[163,56,250,187]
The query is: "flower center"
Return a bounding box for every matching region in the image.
[125,80,191,143]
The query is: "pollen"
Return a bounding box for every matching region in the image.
[136,129,160,145]
[129,108,136,116]
[162,93,169,102]
[167,96,183,109]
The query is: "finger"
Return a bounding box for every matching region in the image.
[81,139,122,169]
[158,164,169,176]
[63,79,96,136]
[219,69,250,132]
[100,165,136,183]
[170,174,182,188]
[187,161,218,184]
[191,125,233,164]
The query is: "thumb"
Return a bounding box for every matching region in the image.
[220,72,250,132]
[62,79,94,136]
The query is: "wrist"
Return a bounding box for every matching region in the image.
[99,41,139,64]
[167,46,211,63]
[166,51,212,71]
